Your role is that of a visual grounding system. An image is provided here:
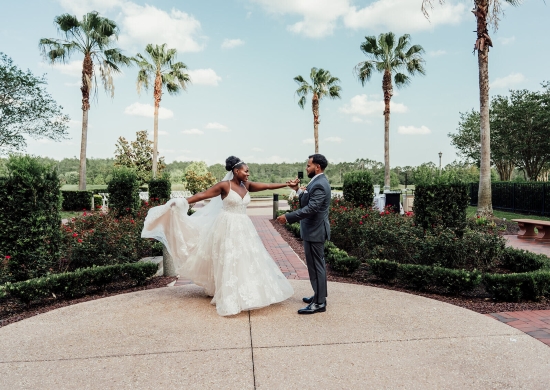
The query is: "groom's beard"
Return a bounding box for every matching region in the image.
[307,171,315,178]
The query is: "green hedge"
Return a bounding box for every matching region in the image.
[484,271,550,301]
[367,259,483,294]
[413,183,469,235]
[107,167,140,217]
[2,262,158,304]
[342,170,374,207]
[0,156,62,283]
[148,176,171,203]
[500,247,550,273]
[61,190,93,211]
[324,241,360,275]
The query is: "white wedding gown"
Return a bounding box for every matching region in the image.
[141,184,294,316]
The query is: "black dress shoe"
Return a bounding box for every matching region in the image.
[302,296,314,304]
[298,302,326,315]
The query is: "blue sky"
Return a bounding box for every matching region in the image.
[1,0,549,166]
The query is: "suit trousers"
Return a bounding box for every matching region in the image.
[303,240,327,304]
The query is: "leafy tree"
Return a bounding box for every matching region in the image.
[294,68,342,153]
[0,53,69,153]
[184,161,209,176]
[114,130,165,185]
[39,11,132,190]
[354,32,425,189]
[422,0,521,216]
[134,44,190,177]
[185,170,216,195]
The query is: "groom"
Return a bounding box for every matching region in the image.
[277,154,331,314]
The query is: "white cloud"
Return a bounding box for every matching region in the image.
[398,125,431,135]
[251,0,467,38]
[344,0,466,33]
[124,102,174,119]
[252,147,264,152]
[499,36,516,45]
[428,50,446,57]
[339,94,408,117]
[205,122,229,131]
[188,69,222,86]
[351,116,364,123]
[325,136,343,143]
[302,138,314,144]
[182,128,204,135]
[490,73,526,89]
[40,60,82,77]
[57,1,204,53]
[222,39,245,49]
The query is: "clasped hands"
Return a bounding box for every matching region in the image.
[286,177,300,191]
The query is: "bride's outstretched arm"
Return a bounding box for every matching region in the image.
[186,182,227,204]
[248,178,300,192]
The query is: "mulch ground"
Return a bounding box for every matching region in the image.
[0,276,177,328]
[269,219,550,315]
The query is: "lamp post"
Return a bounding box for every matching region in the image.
[438,152,442,174]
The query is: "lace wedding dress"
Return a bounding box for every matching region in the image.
[142,181,294,316]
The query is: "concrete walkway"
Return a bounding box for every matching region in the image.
[1,204,550,388]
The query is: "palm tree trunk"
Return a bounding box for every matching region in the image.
[475,0,493,216]
[78,54,93,191]
[382,70,393,190]
[152,73,162,178]
[312,92,320,153]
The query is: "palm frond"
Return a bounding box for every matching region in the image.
[328,85,342,99]
[394,73,410,87]
[297,95,307,109]
[294,75,307,84]
[354,61,374,86]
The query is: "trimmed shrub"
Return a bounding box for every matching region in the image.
[342,171,374,207]
[324,242,360,275]
[287,222,301,238]
[484,271,550,301]
[61,190,93,211]
[413,183,469,235]
[432,267,482,294]
[398,263,434,290]
[148,176,171,204]
[107,167,140,217]
[0,156,62,283]
[93,194,104,211]
[2,262,158,304]
[367,259,398,283]
[500,247,550,273]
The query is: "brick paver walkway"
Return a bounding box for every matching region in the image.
[174,214,308,287]
[504,235,550,257]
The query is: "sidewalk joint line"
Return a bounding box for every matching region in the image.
[248,310,257,389]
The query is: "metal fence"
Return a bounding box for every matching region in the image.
[469,182,550,216]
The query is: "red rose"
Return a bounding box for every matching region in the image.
[72,233,78,237]
[5,255,10,259]
[77,239,83,243]
[359,221,363,225]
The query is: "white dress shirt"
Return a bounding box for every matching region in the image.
[297,173,324,196]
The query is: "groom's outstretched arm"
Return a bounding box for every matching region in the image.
[284,186,326,224]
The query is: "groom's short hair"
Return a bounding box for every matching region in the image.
[309,154,328,170]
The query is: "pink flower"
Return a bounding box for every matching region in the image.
[359,221,363,225]
[5,255,11,259]
[77,239,83,243]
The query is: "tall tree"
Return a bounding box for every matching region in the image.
[0,53,69,154]
[422,0,520,215]
[39,11,132,190]
[294,68,342,153]
[354,32,425,189]
[134,44,190,178]
[114,130,166,185]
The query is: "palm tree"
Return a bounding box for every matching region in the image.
[422,0,520,216]
[134,44,190,177]
[354,32,425,190]
[40,11,132,190]
[294,68,342,153]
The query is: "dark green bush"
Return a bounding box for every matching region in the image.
[367,259,398,283]
[2,262,158,304]
[0,156,62,283]
[432,267,482,294]
[148,176,171,204]
[484,271,550,301]
[93,194,103,211]
[324,241,360,275]
[342,171,374,207]
[287,222,301,238]
[398,263,434,290]
[500,247,550,273]
[61,190,93,211]
[107,167,140,217]
[413,183,469,235]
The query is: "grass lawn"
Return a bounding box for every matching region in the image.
[466,206,550,221]
[60,210,86,219]
[61,185,108,191]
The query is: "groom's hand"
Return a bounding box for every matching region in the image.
[287,177,300,190]
[276,214,287,224]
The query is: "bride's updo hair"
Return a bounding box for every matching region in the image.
[225,156,245,171]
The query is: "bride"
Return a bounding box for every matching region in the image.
[142,156,298,316]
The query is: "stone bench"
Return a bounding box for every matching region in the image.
[512,219,550,241]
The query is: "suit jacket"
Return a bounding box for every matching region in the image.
[285,173,331,242]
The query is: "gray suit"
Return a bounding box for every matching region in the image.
[285,173,331,304]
